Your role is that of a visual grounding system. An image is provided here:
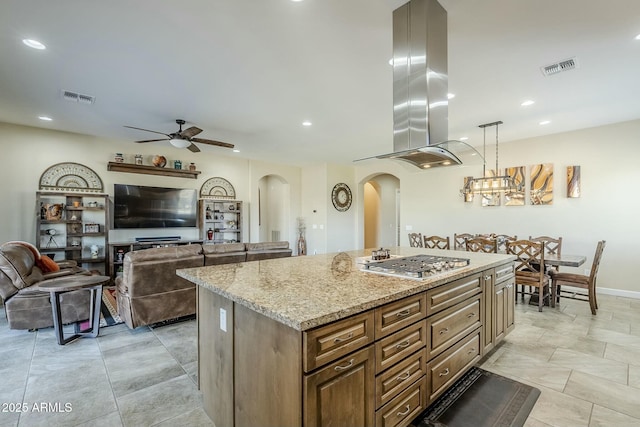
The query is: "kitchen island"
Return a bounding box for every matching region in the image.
[178,247,515,427]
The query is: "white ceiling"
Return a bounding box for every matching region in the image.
[2,0,640,166]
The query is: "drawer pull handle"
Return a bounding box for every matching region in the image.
[397,405,411,417]
[396,371,411,381]
[468,348,476,355]
[333,332,353,343]
[467,313,475,318]
[396,340,411,349]
[439,368,450,377]
[439,328,449,335]
[484,275,491,280]
[396,309,411,317]
[334,359,354,371]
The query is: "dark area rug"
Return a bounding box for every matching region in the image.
[411,367,540,427]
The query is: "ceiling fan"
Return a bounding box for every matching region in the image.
[124,119,234,153]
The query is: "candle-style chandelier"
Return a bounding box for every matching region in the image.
[460,121,523,196]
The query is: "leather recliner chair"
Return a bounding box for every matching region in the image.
[0,242,91,330]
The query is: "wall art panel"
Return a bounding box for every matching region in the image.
[530,163,554,205]
[567,165,581,198]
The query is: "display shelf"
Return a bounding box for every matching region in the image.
[107,162,201,179]
[200,199,243,244]
[36,192,109,275]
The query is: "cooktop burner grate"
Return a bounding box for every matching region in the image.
[363,254,470,279]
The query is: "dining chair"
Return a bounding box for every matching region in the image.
[506,239,551,312]
[493,234,517,253]
[424,235,450,250]
[549,240,606,315]
[529,236,563,291]
[408,233,423,248]
[465,237,498,253]
[453,233,474,251]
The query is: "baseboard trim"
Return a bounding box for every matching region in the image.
[562,285,640,300]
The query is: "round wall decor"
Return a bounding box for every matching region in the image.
[200,177,236,199]
[331,183,352,212]
[39,162,104,193]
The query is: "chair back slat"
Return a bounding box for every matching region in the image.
[589,240,606,284]
[453,233,474,250]
[466,237,498,253]
[507,239,546,284]
[408,233,423,248]
[529,236,562,256]
[424,235,450,250]
[493,234,517,252]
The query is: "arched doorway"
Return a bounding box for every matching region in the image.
[363,174,400,249]
[257,174,290,242]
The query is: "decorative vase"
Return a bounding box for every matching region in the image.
[297,234,307,256]
[207,228,214,240]
[189,162,196,171]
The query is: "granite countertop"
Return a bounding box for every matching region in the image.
[177,247,514,332]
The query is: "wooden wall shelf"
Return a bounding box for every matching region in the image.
[107,162,201,179]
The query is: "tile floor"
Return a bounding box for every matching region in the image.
[1,293,640,427]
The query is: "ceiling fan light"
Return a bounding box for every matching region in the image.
[170,138,191,148]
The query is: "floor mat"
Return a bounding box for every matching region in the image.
[412,367,540,427]
[79,286,123,329]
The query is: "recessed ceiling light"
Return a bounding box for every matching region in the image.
[459,136,468,141]
[447,93,455,99]
[388,58,393,66]
[521,100,535,107]
[635,34,640,40]
[291,0,304,2]
[22,39,46,50]
[233,149,240,153]
[302,121,312,126]
[539,120,551,125]
[38,116,52,121]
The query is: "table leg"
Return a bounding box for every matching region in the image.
[49,284,104,345]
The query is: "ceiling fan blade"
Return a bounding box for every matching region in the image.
[124,125,171,137]
[191,137,235,149]
[180,126,203,139]
[187,143,201,153]
[135,138,170,143]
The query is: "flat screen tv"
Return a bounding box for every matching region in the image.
[114,184,197,229]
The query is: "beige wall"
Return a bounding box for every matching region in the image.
[355,119,640,296]
[3,118,640,296]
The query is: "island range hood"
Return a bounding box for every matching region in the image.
[359,0,481,169]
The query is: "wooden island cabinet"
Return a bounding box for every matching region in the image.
[178,248,515,427]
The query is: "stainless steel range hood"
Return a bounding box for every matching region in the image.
[358,0,482,169]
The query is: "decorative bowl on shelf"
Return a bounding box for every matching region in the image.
[152,155,167,168]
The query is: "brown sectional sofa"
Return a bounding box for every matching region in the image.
[116,241,292,328]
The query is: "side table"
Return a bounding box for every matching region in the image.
[37,275,110,345]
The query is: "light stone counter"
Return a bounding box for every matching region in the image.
[177,247,514,331]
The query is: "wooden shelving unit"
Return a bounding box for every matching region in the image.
[107,162,201,179]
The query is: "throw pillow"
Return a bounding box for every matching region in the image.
[37,254,60,273]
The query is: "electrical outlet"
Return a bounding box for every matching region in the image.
[220,308,227,332]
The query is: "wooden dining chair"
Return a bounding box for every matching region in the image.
[529,236,563,293]
[493,234,517,253]
[453,233,474,251]
[424,235,450,250]
[507,239,551,312]
[408,233,423,248]
[549,240,606,315]
[465,237,498,253]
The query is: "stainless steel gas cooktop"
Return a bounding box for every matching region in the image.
[362,254,470,279]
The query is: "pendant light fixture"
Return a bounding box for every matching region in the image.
[460,121,523,195]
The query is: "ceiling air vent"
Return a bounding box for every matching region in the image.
[541,57,577,76]
[62,90,95,105]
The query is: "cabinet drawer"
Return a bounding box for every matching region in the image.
[375,376,426,427]
[375,293,426,339]
[426,330,481,403]
[376,348,427,409]
[376,320,426,374]
[426,296,481,359]
[426,274,482,315]
[304,311,375,372]
[495,262,515,283]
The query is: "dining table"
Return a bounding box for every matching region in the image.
[543,254,587,268]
